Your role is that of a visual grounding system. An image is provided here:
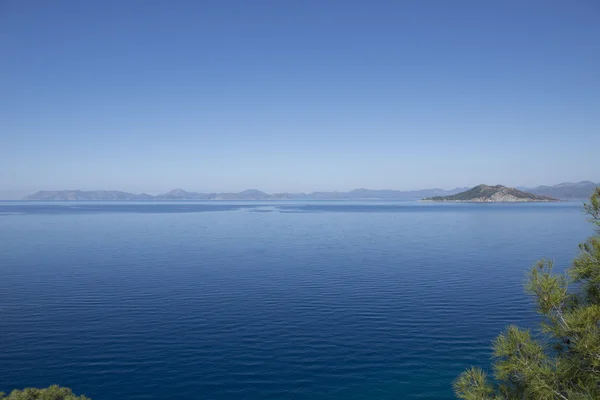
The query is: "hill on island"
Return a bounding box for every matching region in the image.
[423,184,559,202]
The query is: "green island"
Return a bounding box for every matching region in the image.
[423,184,559,202]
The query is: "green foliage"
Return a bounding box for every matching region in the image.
[0,385,89,400]
[584,187,600,229]
[454,188,600,399]
[453,367,496,400]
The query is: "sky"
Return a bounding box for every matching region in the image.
[1,1,599,197]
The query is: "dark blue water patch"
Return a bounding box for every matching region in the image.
[0,203,259,215]
[0,202,593,399]
[276,202,583,214]
[0,201,585,216]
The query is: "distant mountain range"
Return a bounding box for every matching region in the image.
[21,181,599,201]
[520,181,599,200]
[424,185,558,202]
[23,187,470,201]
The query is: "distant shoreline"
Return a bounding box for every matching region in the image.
[19,181,598,201]
[8,198,579,203]
[420,199,562,203]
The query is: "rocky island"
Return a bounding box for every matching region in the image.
[423,184,559,202]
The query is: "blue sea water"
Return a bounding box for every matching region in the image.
[0,201,593,399]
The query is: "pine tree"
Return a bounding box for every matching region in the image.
[0,385,89,400]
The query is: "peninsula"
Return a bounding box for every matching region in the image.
[423,184,559,202]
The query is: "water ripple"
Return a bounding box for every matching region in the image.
[0,202,590,399]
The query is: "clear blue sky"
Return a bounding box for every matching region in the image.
[1,1,599,197]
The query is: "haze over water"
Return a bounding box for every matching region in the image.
[0,201,592,399]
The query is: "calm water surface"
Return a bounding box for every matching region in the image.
[0,201,592,399]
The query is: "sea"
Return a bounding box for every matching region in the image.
[0,201,592,399]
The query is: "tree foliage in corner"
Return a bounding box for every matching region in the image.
[454,187,600,399]
[0,385,89,400]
